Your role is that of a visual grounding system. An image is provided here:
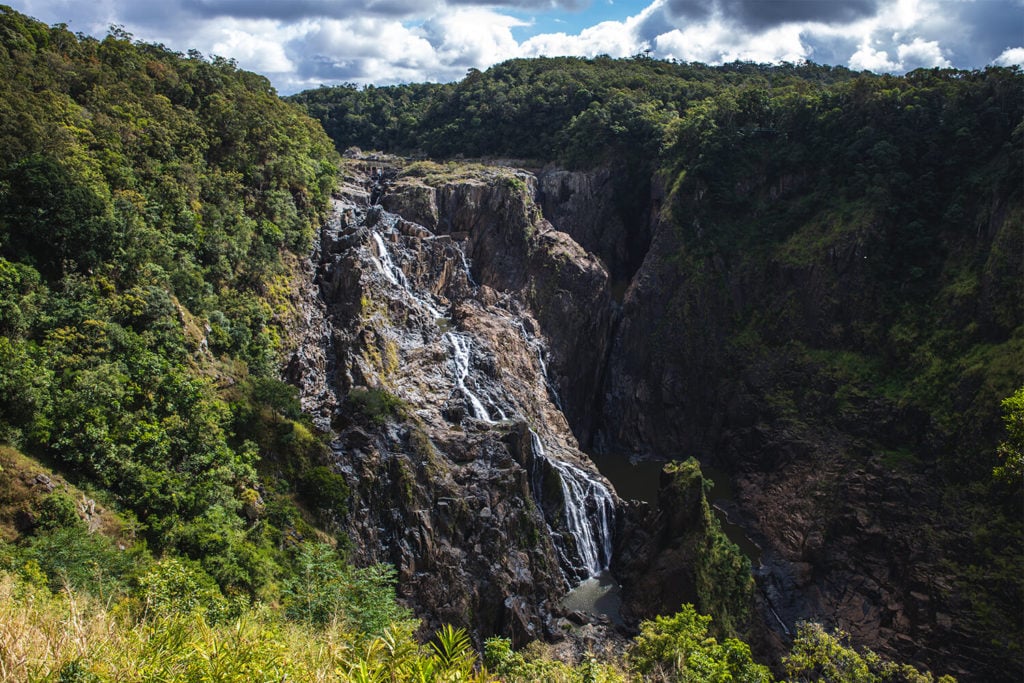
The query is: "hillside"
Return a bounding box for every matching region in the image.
[0,4,340,596]
[0,4,1021,681]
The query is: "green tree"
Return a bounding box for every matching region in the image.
[994,387,1024,484]
[283,542,410,636]
[629,603,772,682]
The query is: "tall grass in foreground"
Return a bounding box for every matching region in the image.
[0,572,489,682]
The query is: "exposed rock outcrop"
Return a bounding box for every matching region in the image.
[290,161,622,647]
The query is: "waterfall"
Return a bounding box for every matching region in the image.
[371,231,405,287]
[457,247,477,287]
[371,228,446,319]
[529,429,614,581]
[445,331,494,422]
[351,187,615,590]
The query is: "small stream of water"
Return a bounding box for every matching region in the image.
[529,430,615,582]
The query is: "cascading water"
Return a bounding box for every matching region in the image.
[457,247,477,287]
[529,429,615,583]
[371,231,406,287]
[353,180,615,590]
[516,320,564,411]
[369,225,446,319]
[445,331,494,422]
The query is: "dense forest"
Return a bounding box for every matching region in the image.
[0,3,1020,680]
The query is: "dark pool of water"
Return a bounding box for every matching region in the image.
[589,453,762,564]
[560,570,624,625]
[589,452,665,504]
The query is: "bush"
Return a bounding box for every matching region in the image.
[19,525,139,598]
[629,603,772,682]
[347,387,405,425]
[137,556,232,622]
[283,542,411,636]
[298,465,350,514]
[36,492,83,531]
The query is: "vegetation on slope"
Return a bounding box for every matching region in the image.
[660,64,1023,672]
[0,2,1017,678]
[0,5,339,598]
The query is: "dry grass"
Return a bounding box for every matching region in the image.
[0,572,495,682]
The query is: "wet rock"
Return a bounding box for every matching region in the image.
[295,166,619,650]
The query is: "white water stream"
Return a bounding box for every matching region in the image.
[530,429,614,580]
[445,331,494,422]
[516,320,564,411]
[363,200,614,587]
[371,229,446,319]
[371,231,405,287]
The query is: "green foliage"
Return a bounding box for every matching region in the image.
[283,542,411,637]
[292,57,857,169]
[137,555,232,622]
[662,458,753,637]
[18,524,138,598]
[993,386,1024,484]
[785,622,956,683]
[298,465,350,514]
[430,623,476,678]
[35,491,82,531]
[484,636,628,682]
[0,6,339,601]
[347,386,406,425]
[629,603,771,682]
[0,563,955,682]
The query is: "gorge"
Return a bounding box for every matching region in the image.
[0,9,1020,680]
[290,147,1021,680]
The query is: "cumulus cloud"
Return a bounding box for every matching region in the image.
[661,0,880,29]
[847,35,952,73]
[653,21,809,64]
[5,0,1024,93]
[849,41,900,71]
[722,0,881,30]
[212,26,295,73]
[897,36,951,70]
[181,0,435,20]
[285,17,439,86]
[447,0,591,8]
[418,8,528,69]
[521,19,643,58]
[993,46,1024,67]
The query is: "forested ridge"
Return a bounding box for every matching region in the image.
[0,3,1020,680]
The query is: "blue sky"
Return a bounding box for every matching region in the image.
[6,1,1023,94]
[506,0,651,38]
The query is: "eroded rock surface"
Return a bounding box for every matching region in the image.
[290,161,622,647]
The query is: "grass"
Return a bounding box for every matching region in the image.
[0,571,490,683]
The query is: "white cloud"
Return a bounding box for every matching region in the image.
[849,41,900,71]
[4,0,1024,93]
[211,26,295,73]
[993,46,1024,67]
[896,36,951,69]
[847,34,952,73]
[281,17,440,89]
[418,8,528,69]
[520,20,640,58]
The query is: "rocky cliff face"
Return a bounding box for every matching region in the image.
[594,170,1022,679]
[290,156,1018,680]
[290,160,622,646]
